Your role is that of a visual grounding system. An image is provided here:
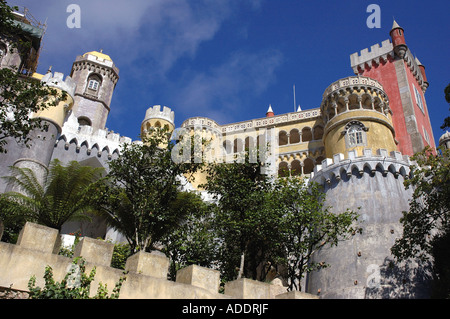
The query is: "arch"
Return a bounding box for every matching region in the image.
[289,129,300,144]
[301,127,312,142]
[336,97,346,114]
[233,138,244,153]
[373,96,383,113]
[278,162,289,177]
[361,93,373,110]
[313,126,324,141]
[223,140,233,154]
[303,158,314,175]
[279,130,288,146]
[245,136,255,151]
[399,166,407,178]
[348,94,360,110]
[86,73,103,96]
[69,138,78,147]
[80,140,89,149]
[388,164,398,178]
[154,121,162,128]
[290,160,302,176]
[78,116,92,127]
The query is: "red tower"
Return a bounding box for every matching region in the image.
[350,20,435,155]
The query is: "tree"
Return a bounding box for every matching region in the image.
[0,159,104,231]
[160,191,219,280]
[0,1,64,154]
[270,176,360,291]
[93,128,202,253]
[390,146,450,297]
[201,150,281,282]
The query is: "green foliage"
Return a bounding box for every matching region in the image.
[391,146,450,298]
[160,191,219,280]
[92,128,203,253]
[201,148,359,289]
[201,150,276,282]
[111,242,132,270]
[28,257,126,299]
[0,159,104,231]
[271,176,360,291]
[391,146,450,262]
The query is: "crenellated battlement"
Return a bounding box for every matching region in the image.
[0,222,318,299]
[55,112,132,160]
[143,105,175,126]
[41,72,77,98]
[350,39,394,74]
[311,148,413,185]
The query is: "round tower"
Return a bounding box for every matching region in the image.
[307,149,431,298]
[12,72,76,183]
[69,51,119,132]
[141,105,175,142]
[320,76,397,159]
[390,20,408,59]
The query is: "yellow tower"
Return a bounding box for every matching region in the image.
[141,105,175,146]
[320,76,397,158]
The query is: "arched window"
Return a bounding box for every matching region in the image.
[289,129,300,144]
[279,131,288,146]
[278,162,289,177]
[78,116,92,127]
[86,74,102,96]
[302,127,312,142]
[291,160,302,176]
[344,121,368,148]
[303,158,314,175]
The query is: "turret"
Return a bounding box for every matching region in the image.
[69,50,119,132]
[10,72,76,184]
[390,20,407,59]
[141,105,175,145]
[266,105,275,118]
[415,57,429,92]
[320,76,396,159]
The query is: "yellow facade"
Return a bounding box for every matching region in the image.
[32,87,74,132]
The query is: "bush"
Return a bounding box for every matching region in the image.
[28,257,127,299]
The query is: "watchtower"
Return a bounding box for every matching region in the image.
[69,51,119,132]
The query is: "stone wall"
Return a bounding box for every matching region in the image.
[0,222,318,299]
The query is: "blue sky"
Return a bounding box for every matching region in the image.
[10,0,450,146]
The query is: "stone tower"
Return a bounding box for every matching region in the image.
[305,74,432,299]
[350,20,435,155]
[69,51,119,132]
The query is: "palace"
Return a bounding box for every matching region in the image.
[1,9,446,298]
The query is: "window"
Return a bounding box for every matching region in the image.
[88,79,99,91]
[413,86,424,113]
[348,126,364,145]
[423,127,430,145]
[344,121,368,148]
[85,74,102,96]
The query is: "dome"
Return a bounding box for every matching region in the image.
[83,50,112,62]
